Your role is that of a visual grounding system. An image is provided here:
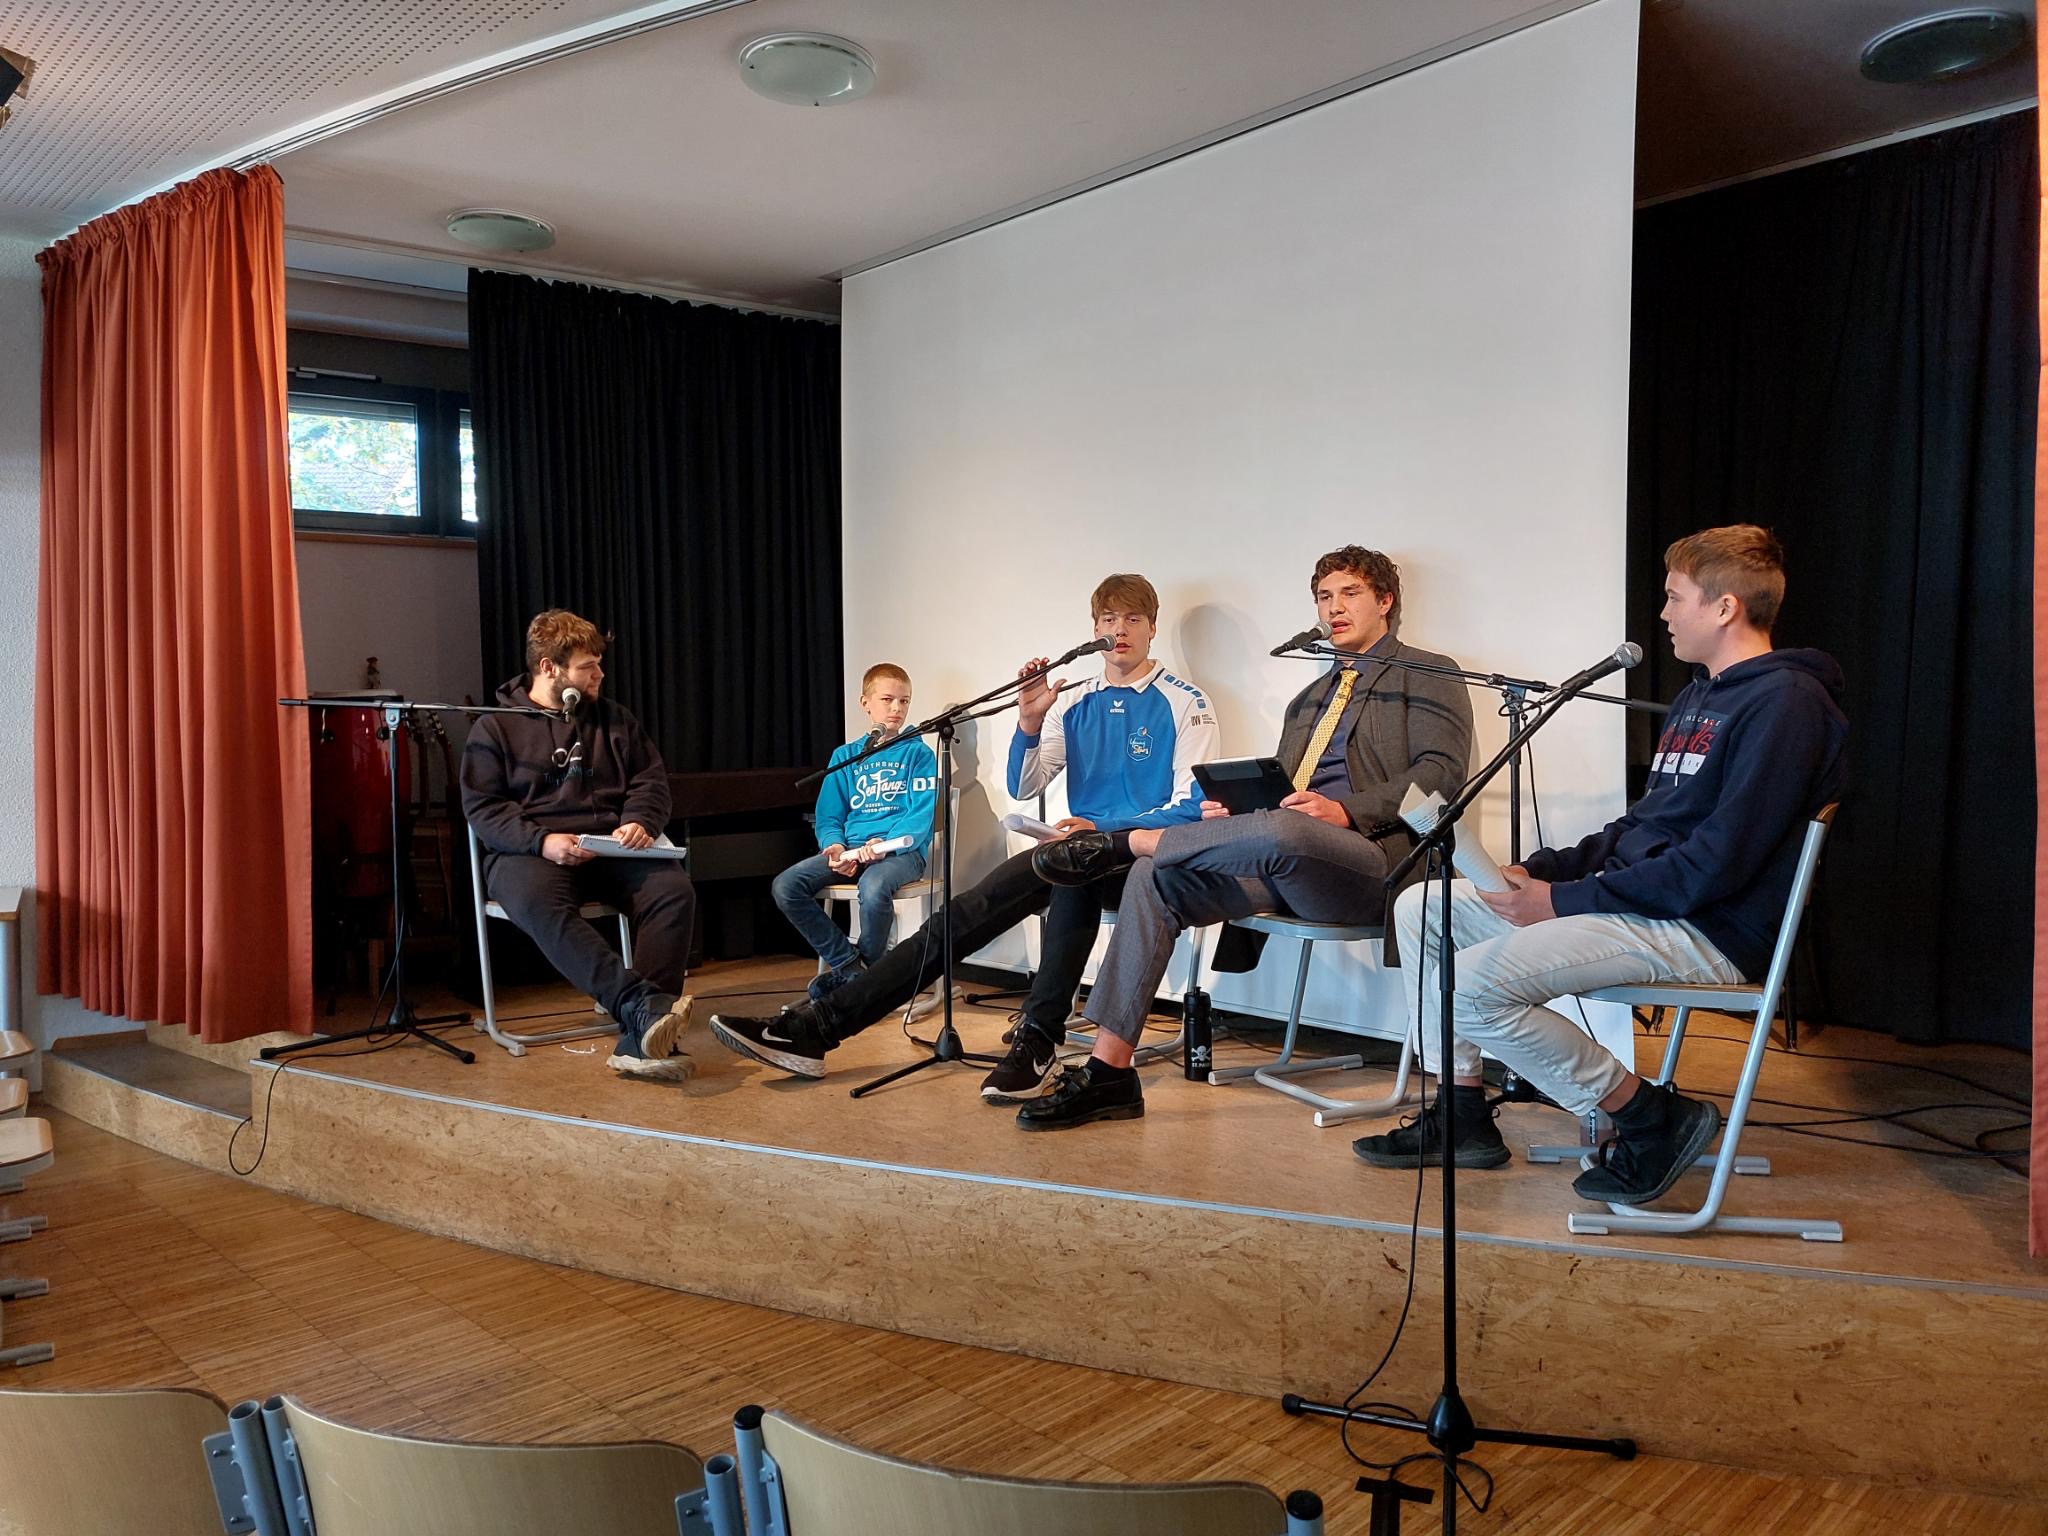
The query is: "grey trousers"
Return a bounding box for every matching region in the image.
[1082,810,1390,1045]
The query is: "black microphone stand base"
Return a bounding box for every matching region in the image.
[262,1002,477,1065]
[847,1018,1000,1098]
[1280,1390,1635,1461]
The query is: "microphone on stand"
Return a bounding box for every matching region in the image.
[1270,619,1334,657]
[558,685,584,723]
[1552,641,1643,697]
[1051,636,1116,666]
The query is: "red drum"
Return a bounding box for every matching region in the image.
[311,697,411,901]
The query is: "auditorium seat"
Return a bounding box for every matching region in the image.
[0,1386,233,1533]
[734,1403,1326,1536]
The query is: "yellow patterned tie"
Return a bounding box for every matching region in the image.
[1292,667,1359,791]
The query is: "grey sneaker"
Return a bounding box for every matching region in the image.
[637,993,693,1059]
[607,1030,696,1082]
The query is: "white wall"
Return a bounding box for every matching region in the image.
[1,235,121,1054]
[295,535,485,711]
[842,0,1641,1039]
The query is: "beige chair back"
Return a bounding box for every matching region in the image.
[280,1396,704,1536]
[0,1386,232,1536]
[760,1410,1283,1536]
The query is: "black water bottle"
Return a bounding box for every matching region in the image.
[1183,987,1213,1080]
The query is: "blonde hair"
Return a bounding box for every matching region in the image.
[1089,573,1159,623]
[861,663,910,694]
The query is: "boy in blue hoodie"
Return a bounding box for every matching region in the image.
[1354,526,1847,1208]
[772,664,939,998]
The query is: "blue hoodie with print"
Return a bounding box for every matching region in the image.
[1522,649,1847,979]
[813,731,940,858]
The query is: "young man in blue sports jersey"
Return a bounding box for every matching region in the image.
[771,663,939,1000]
[709,574,1220,1097]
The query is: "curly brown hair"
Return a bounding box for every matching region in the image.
[1310,546,1402,632]
[525,609,606,674]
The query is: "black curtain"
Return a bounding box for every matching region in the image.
[1628,112,2038,1048]
[468,269,842,773]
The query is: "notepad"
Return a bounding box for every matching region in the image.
[576,833,688,861]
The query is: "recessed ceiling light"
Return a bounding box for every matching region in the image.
[445,209,556,254]
[1860,9,2029,83]
[737,32,876,107]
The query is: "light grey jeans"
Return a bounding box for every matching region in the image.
[1393,878,1745,1114]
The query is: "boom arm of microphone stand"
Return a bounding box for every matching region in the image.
[1282,646,1666,716]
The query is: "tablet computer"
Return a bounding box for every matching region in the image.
[1192,757,1294,815]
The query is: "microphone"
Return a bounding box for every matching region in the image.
[558,685,584,722]
[1052,636,1116,666]
[1270,619,1334,657]
[1553,641,1643,697]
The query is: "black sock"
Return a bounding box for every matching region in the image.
[1085,1056,1136,1083]
[1608,1079,1668,1136]
[1107,830,1136,861]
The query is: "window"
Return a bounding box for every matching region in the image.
[287,376,475,538]
[289,396,422,519]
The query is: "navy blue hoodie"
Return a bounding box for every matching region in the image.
[1522,649,1846,979]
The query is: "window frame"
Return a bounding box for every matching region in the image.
[287,376,476,539]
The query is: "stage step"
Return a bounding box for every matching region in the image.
[40,1043,248,1172]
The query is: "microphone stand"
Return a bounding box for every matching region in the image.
[268,697,556,1064]
[1278,676,1636,1532]
[793,647,1103,1099]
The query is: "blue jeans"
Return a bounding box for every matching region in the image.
[773,850,928,971]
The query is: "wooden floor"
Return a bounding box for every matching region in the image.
[7,1109,2045,1535]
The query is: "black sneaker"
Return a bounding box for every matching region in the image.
[607,1030,697,1082]
[1351,1090,1511,1169]
[1015,1063,1143,1130]
[1572,1088,1720,1206]
[709,1006,830,1080]
[980,1023,1065,1103]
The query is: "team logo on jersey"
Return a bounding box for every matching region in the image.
[1128,727,1152,760]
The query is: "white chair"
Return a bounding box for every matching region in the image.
[467,822,637,1058]
[1207,915,1417,1127]
[732,1404,1324,1536]
[817,793,960,1026]
[1535,806,1842,1242]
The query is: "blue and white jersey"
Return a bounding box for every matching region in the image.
[1007,662,1219,831]
[815,732,940,857]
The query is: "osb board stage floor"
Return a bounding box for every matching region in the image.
[50,954,2047,1500]
[15,1111,2047,1536]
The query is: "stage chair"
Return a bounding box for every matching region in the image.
[467,821,642,1058]
[216,1393,738,1536]
[0,1075,25,1117]
[1062,916,1213,1066]
[815,792,959,1028]
[0,1386,237,1532]
[1535,805,1842,1243]
[1207,915,1416,1127]
[732,1404,1325,1536]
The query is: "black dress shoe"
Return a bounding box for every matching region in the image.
[1031,831,1133,888]
[1016,1063,1144,1130]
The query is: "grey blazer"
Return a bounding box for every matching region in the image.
[1211,636,1475,972]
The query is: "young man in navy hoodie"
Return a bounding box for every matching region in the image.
[1353,526,1847,1207]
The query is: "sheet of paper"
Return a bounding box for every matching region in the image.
[1397,786,1511,893]
[1000,812,1060,842]
[576,832,688,861]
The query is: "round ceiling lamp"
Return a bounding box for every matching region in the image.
[1860,9,2028,83]
[445,209,556,254]
[737,32,876,106]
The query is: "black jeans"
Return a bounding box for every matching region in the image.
[485,852,696,1027]
[816,846,1124,1045]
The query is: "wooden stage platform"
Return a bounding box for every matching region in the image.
[41,955,2047,1501]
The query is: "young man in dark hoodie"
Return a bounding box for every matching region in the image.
[460,610,696,1081]
[1353,526,1847,1207]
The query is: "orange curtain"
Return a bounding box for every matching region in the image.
[2035,92,2047,1256]
[36,166,312,1043]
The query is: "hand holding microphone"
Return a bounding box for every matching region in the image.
[1016,639,1110,733]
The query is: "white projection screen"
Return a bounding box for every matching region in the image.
[840,0,1641,1045]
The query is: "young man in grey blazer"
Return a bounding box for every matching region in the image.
[1023,546,1475,1129]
